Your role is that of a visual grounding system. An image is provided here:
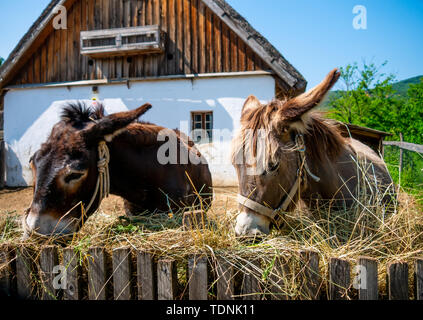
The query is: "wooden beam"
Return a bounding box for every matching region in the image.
[40,246,60,300]
[88,247,108,300]
[188,255,208,300]
[216,258,234,300]
[300,251,321,300]
[387,262,409,300]
[137,251,157,300]
[415,259,423,300]
[357,257,378,300]
[62,248,82,300]
[157,259,178,300]
[329,258,350,300]
[112,247,133,300]
[384,141,423,154]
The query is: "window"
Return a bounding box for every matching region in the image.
[191,112,213,144]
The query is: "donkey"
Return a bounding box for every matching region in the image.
[23,102,212,239]
[232,69,395,237]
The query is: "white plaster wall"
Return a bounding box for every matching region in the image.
[4,74,275,187]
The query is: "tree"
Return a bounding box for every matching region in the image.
[0,57,4,66]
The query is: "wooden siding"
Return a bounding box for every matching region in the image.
[10,0,271,86]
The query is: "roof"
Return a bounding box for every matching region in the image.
[335,121,392,140]
[0,0,307,92]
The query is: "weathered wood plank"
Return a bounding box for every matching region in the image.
[198,0,206,74]
[383,141,423,153]
[0,140,5,190]
[329,258,350,300]
[205,8,212,73]
[387,262,409,300]
[62,248,81,300]
[269,256,289,300]
[188,255,208,300]
[40,246,60,300]
[16,246,35,300]
[137,251,157,300]
[357,257,378,300]
[242,261,261,300]
[216,258,234,300]
[112,247,133,300]
[88,247,108,300]
[157,259,177,300]
[415,259,423,300]
[176,0,183,74]
[300,251,321,300]
[0,245,15,297]
[183,0,191,74]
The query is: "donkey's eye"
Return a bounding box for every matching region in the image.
[267,162,280,173]
[64,172,84,184]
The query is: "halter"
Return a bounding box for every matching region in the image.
[22,141,111,242]
[237,134,320,226]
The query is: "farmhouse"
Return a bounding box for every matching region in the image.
[0,0,307,188]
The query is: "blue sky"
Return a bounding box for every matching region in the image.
[1,0,422,88]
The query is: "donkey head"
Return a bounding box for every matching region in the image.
[232,69,341,237]
[24,102,152,238]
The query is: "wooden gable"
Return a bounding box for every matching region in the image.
[7,0,276,86]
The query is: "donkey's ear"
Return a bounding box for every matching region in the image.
[279,69,340,121]
[241,95,261,117]
[82,103,152,144]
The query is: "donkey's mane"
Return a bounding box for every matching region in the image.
[61,101,105,126]
[232,99,346,166]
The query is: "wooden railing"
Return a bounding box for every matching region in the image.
[1,245,423,300]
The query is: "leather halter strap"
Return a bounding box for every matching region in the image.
[237,134,320,225]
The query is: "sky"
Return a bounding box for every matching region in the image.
[0,0,422,88]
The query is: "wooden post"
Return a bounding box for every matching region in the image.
[300,251,321,300]
[183,210,208,231]
[415,259,423,300]
[216,258,234,300]
[242,261,261,300]
[387,262,409,300]
[157,259,177,300]
[137,251,157,300]
[112,247,133,300]
[62,248,81,300]
[88,247,108,300]
[0,245,15,297]
[399,133,404,187]
[0,91,5,190]
[40,246,60,300]
[269,256,289,300]
[357,257,378,300]
[329,258,350,300]
[188,255,208,300]
[16,246,35,300]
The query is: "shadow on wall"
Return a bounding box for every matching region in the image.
[5,146,26,187]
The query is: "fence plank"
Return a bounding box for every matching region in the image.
[329,258,350,300]
[157,259,177,300]
[415,259,423,300]
[112,247,133,300]
[188,255,208,300]
[16,246,35,300]
[216,258,234,300]
[300,251,321,300]
[270,256,289,300]
[387,262,409,300]
[88,247,108,300]
[242,261,261,300]
[0,245,15,297]
[383,141,423,153]
[40,246,60,300]
[357,257,378,300]
[62,248,81,300]
[137,251,157,300]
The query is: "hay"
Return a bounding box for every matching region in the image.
[1,185,422,299]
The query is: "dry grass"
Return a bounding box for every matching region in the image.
[1,184,422,299]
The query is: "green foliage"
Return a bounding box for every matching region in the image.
[326,61,423,192]
[0,57,3,66]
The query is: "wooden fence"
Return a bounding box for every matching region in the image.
[1,245,422,300]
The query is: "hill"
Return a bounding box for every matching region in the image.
[320,75,423,110]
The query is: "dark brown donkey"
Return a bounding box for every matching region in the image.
[232,69,395,237]
[23,102,212,238]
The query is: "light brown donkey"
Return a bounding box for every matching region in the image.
[232,69,395,237]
